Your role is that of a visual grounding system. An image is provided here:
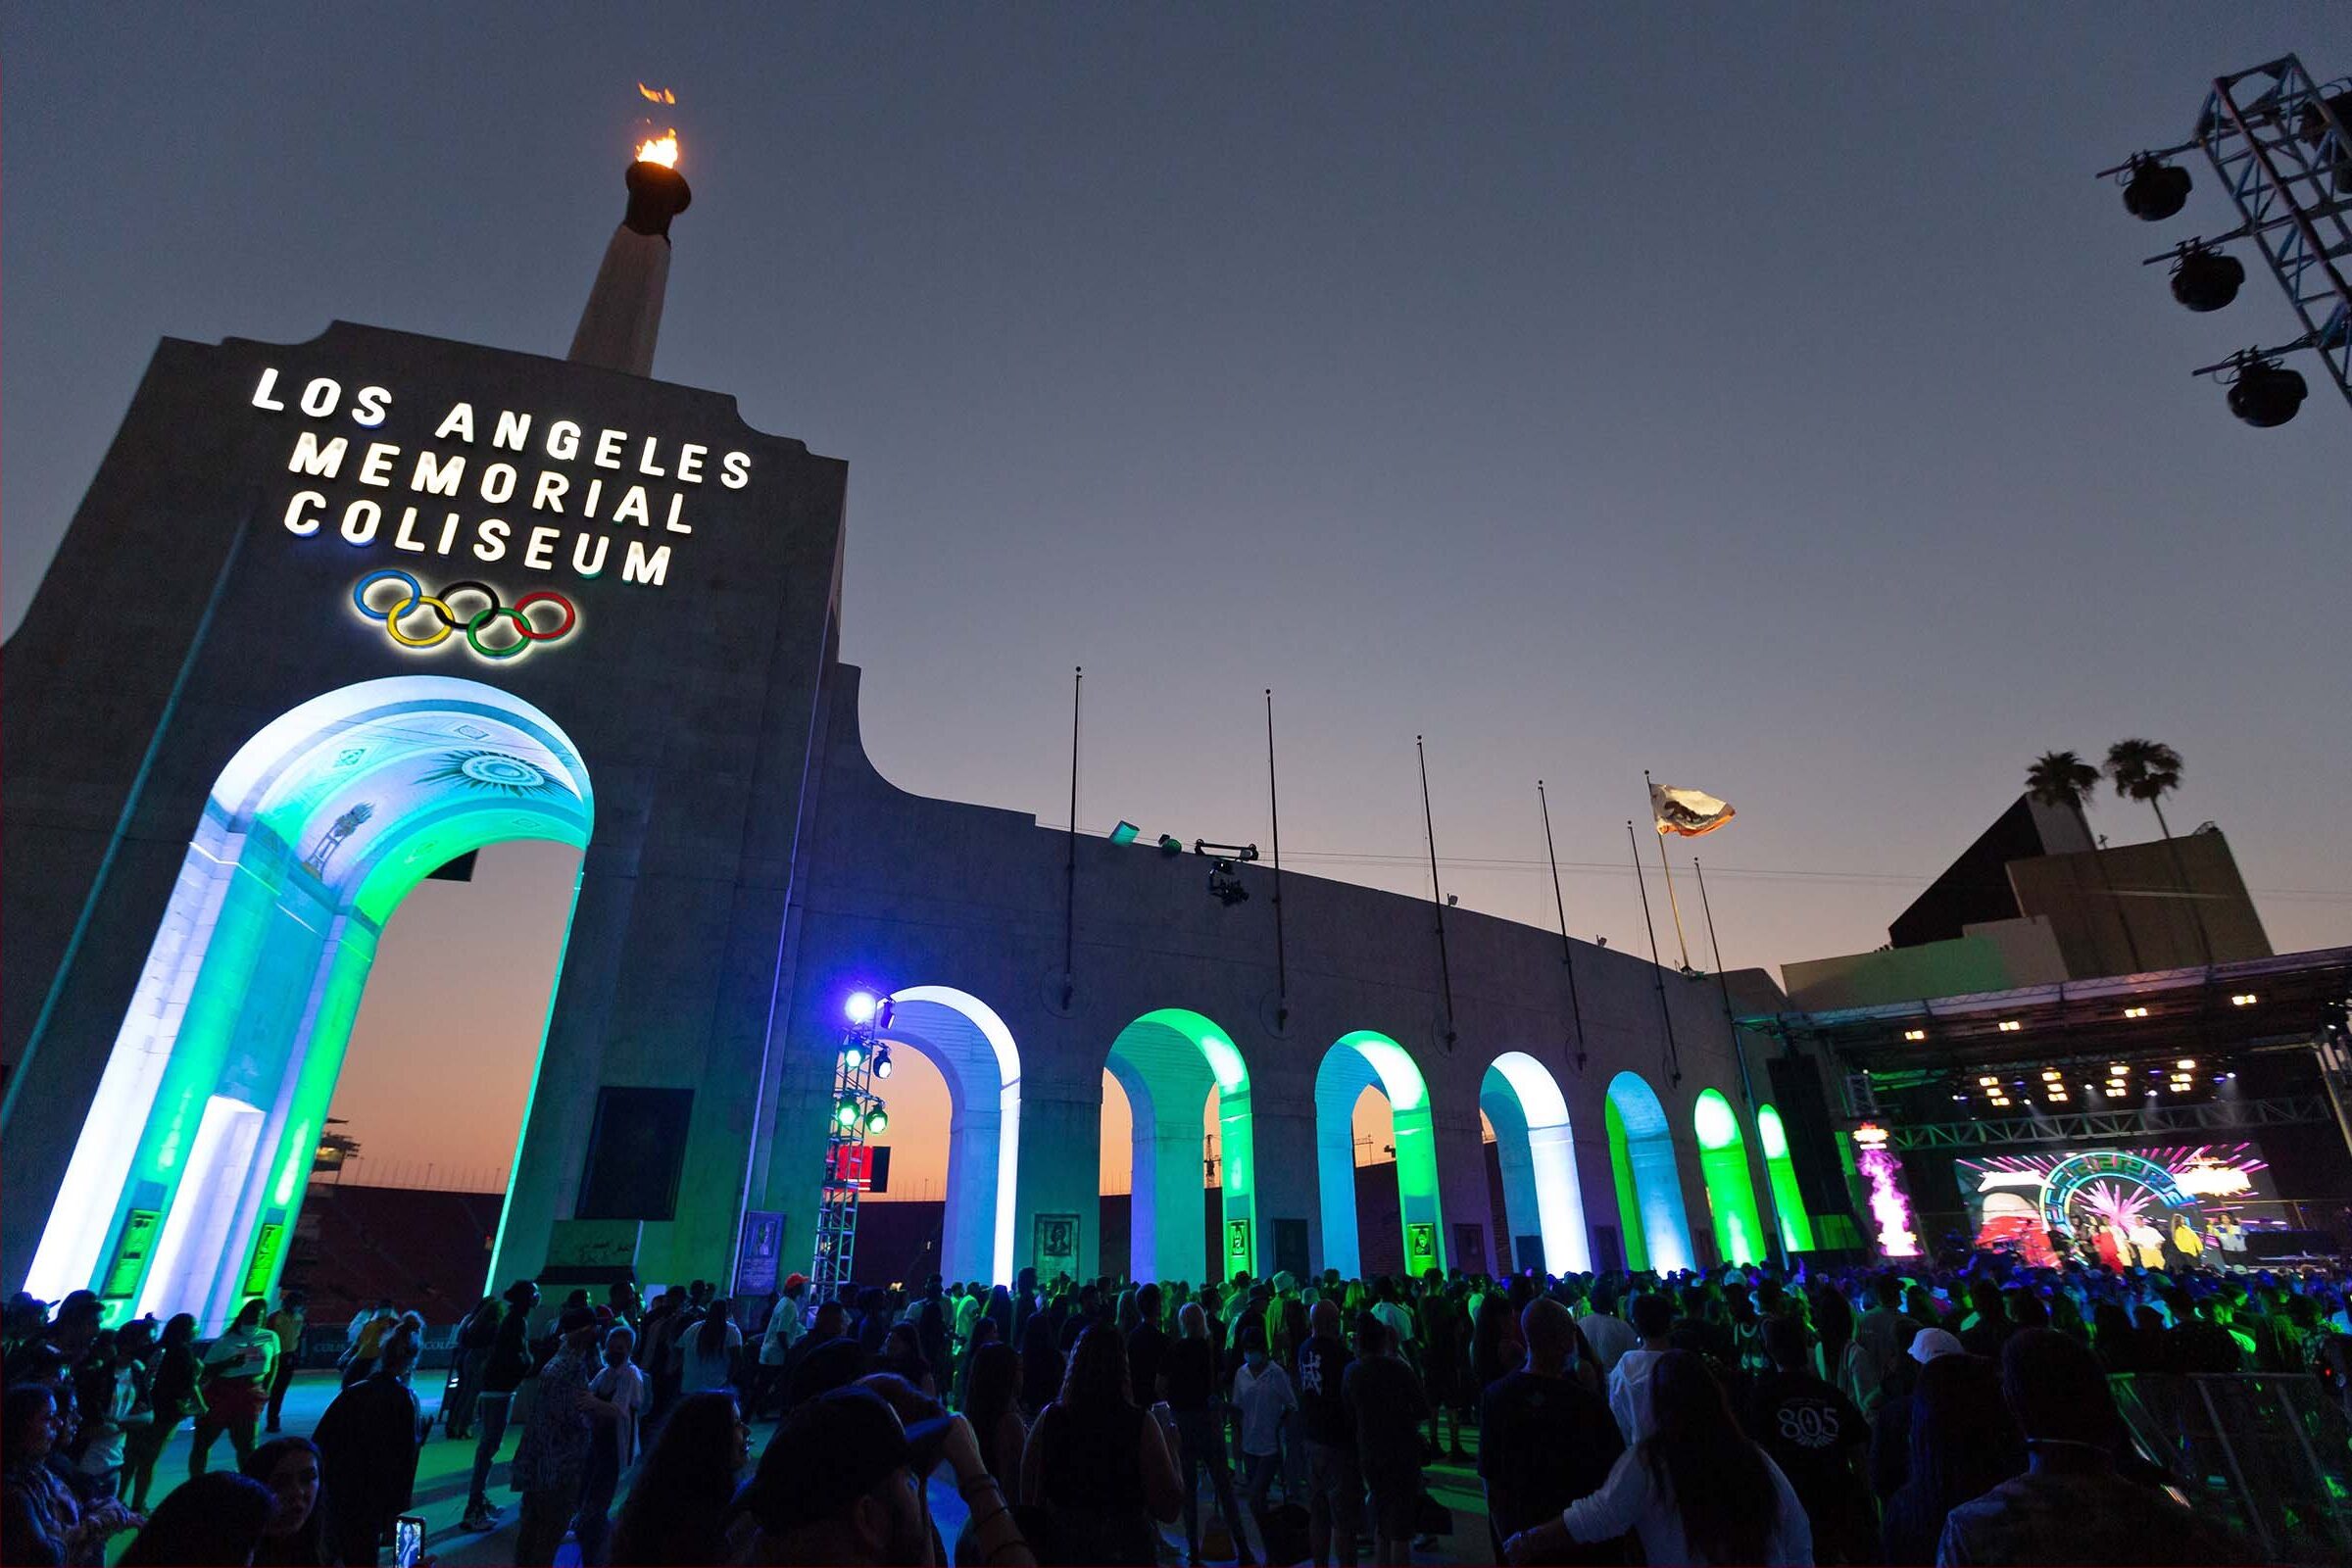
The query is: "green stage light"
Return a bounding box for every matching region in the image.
[1108,821,1140,846]
[842,1043,864,1068]
[835,1098,860,1129]
[865,1106,890,1135]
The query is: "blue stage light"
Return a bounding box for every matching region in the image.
[845,990,878,1025]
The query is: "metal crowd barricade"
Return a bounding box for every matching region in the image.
[2109,1372,2352,1564]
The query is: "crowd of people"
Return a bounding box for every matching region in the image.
[5,1247,2348,1566]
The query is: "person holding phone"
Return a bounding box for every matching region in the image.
[191,1299,277,1478]
[314,1328,424,1566]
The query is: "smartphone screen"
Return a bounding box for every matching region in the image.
[395,1515,425,1568]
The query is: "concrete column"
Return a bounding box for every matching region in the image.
[1013,1076,1102,1286]
[1249,1104,1319,1282]
[1432,1108,1494,1277]
[567,160,691,377]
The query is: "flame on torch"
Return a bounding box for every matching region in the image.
[638,82,676,104]
[635,129,680,169]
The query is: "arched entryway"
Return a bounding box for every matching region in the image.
[876,986,1021,1286]
[1603,1070,1693,1274]
[1102,1008,1256,1284]
[1315,1032,1444,1279]
[1693,1088,1766,1265]
[24,676,593,1330]
[1478,1052,1589,1275]
[1754,1104,1815,1251]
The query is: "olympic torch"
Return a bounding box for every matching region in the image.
[567,129,693,377]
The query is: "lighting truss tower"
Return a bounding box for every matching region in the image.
[2109,55,2352,422]
[2193,57,2352,413]
[809,997,891,1304]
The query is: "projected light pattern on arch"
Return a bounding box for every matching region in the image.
[1315,1031,1443,1279]
[25,677,593,1329]
[1479,1053,1590,1274]
[1754,1105,1816,1251]
[879,986,1021,1286]
[1104,1008,1256,1282]
[1603,1071,1692,1274]
[1693,1088,1765,1265]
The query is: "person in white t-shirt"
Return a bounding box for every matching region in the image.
[1606,1293,1677,1445]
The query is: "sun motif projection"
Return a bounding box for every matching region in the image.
[1957,1144,2271,1265]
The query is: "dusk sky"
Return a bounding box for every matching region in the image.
[7,6,2348,1188]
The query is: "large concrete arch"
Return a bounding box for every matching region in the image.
[1315,1031,1445,1279]
[24,676,593,1330]
[1692,1087,1766,1265]
[882,985,1021,1286]
[1604,1070,1694,1274]
[1479,1052,1591,1275]
[1103,1007,1257,1284]
[1754,1104,1816,1251]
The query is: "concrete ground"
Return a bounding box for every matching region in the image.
[124,1370,1495,1565]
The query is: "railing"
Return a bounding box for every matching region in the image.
[2111,1372,2352,1563]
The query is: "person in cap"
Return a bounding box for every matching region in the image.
[741,1386,1034,1566]
[1866,1326,1967,1501]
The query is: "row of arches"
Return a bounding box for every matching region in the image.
[860,987,1813,1286]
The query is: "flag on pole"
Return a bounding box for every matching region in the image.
[1651,782,1736,837]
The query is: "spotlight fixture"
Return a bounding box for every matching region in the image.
[2230,993,2258,1006]
[1979,1075,1999,1087]
[834,1097,860,1129]
[2122,154,2192,220]
[1107,821,1141,847]
[2222,354,2309,427]
[2040,1068,2062,1082]
[842,1042,864,1069]
[1903,1029,1927,1042]
[2178,1058,2197,1070]
[1193,839,1260,907]
[1997,1020,2023,1033]
[864,1106,889,1135]
[1157,834,1185,858]
[2123,1006,2150,1019]
[2168,241,2244,312]
[844,990,878,1025]
[873,1045,894,1080]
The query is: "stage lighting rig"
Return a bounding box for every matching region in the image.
[1193,839,1260,906]
[2100,54,2351,425]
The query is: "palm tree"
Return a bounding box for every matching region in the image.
[2026,751,2100,836]
[2105,738,2209,963]
[2105,738,2185,837]
[2028,750,2137,969]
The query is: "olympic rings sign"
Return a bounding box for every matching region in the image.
[352,570,576,661]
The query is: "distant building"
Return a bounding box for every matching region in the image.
[1783,795,2270,1011]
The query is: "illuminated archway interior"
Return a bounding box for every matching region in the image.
[1754,1104,1816,1251]
[24,676,593,1330]
[1314,1032,1444,1278]
[1478,1053,1590,1274]
[1603,1071,1693,1273]
[878,986,1020,1286]
[1103,1008,1255,1283]
[1693,1088,1766,1265]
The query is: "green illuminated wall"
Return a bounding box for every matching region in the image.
[1754,1104,1816,1251]
[1604,1097,1647,1271]
[1314,1032,1444,1278]
[1104,1008,1255,1282]
[24,677,591,1330]
[1692,1088,1765,1266]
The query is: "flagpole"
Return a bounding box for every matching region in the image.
[1694,855,1787,1267]
[1061,665,1081,1008]
[1627,818,1684,1087]
[1266,689,1289,1030]
[1419,736,1457,1053]
[1538,780,1588,1071]
[1644,769,1695,973]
